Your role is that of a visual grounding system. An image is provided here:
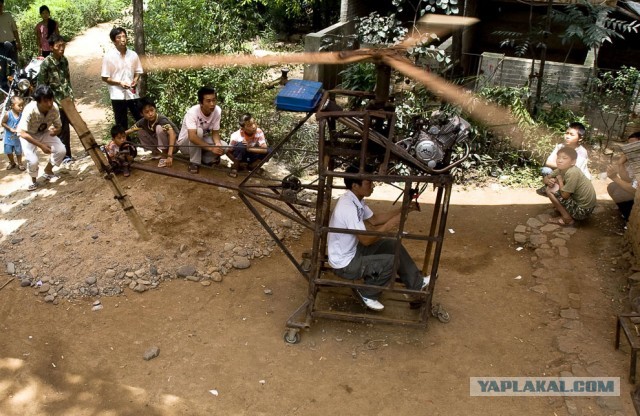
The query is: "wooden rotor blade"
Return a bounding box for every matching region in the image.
[140,51,372,72]
[399,15,479,50]
[382,55,528,147]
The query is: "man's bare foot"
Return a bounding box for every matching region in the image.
[547,217,575,226]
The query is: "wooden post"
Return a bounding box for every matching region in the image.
[60,98,151,241]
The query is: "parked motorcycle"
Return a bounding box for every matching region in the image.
[0,53,42,122]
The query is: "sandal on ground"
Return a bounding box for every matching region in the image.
[42,173,60,182]
[228,169,238,178]
[6,163,16,170]
[157,158,167,168]
[547,217,575,226]
[188,164,199,174]
[27,182,38,191]
[17,164,26,171]
[535,186,547,196]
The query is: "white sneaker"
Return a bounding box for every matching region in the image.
[421,275,431,289]
[357,292,384,311]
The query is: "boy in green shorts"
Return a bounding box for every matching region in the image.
[542,147,596,226]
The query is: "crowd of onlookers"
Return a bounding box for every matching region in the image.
[100,27,270,180]
[0,1,635,229]
[0,2,271,190]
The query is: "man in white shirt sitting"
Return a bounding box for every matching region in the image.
[327,166,430,311]
[176,86,227,174]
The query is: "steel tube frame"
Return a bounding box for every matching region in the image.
[282,95,456,337]
[126,89,456,342]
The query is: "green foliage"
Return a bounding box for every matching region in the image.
[356,12,408,45]
[4,1,33,13]
[493,29,545,58]
[582,66,640,147]
[144,0,258,54]
[536,107,579,133]
[451,124,541,187]
[392,0,461,16]
[552,0,640,52]
[337,63,376,107]
[14,0,126,60]
[354,6,450,72]
[236,0,338,33]
[478,86,534,125]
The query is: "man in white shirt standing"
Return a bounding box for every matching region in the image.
[101,27,142,129]
[327,166,430,311]
[176,86,228,174]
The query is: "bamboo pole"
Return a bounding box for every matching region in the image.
[60,98,150,241]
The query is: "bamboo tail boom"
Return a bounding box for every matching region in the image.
[60,98,151,241]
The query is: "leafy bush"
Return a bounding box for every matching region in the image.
[356,12,408,45]
[582,66,640,147]
[144,0,260,55]
[4,0,32,13]
[478,86,534,126]
[337,63,377,108]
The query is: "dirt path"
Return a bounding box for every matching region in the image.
[0,24,637,416]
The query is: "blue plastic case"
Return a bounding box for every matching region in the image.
[275,80,323,112]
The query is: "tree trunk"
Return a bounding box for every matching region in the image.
[532,0,553,117]
[132,0,147,97]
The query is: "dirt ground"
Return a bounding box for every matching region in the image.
[0,24,637,415]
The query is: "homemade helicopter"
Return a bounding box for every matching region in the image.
[64,14,529,344]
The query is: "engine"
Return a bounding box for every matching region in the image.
[397,112,470,169]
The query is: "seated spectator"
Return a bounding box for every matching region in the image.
[105,125,137,177]
[126,97,178,168]
[176,86,228,174]
[228,113,271,177]
[542,147,596,226]
[327,166,430,311]
[537,122,591,196]
[606,131,640,220]
[17,85,65,191]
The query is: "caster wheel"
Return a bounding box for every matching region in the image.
[437,310,450,323]
[283,328,301,344]
[431,304,451,323]
[300,251,311,272]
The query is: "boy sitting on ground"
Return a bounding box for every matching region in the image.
[126,97,178,168]
[105,125,137,177]
[228,113,270,177]
[542,147,596,226]
[537,122,591,196]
